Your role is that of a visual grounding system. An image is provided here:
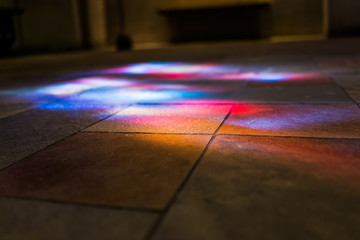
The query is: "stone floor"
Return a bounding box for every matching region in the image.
[1,38,360,240]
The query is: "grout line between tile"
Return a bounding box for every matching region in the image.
[0,107,34,121]
[327,74,360,107]
[216,134,360,141]
[144,108,232,240]
[0,195,161,214]
[0,105,132,171]
[82,131,214,135]
[80,132,360,141]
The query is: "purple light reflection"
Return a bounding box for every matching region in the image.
[1,62,324,114]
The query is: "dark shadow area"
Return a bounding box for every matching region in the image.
[159,4,271,42]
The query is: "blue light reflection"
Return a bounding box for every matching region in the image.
[1,62,318,114]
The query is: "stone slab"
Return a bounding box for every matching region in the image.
[153,136,360,240]
[0,133,211,210]
[219,104,360,138]
[0,197,157,240]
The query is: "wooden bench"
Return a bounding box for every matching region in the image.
[158,0,272,42]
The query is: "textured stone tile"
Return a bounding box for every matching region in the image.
[0,105,122,169]
[0,105,31,119]
[0,133,211,210]
[0,197,157,240]
[153,136,360,240]
[219,104,360,138]
[86,105,230,134]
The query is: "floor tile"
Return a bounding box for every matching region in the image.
[0,133,211,210]
[0,105,121,169]
[0,197,157,240]
[219,104,360,138]
[153,136,360,240]
[86,105,230,134]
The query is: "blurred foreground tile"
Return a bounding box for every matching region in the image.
[219,104,360,138]
[0,197,157,240]
[0,133,210,210]
[86,105,230,134]
[153,136,360,240]
[0,105,122,169]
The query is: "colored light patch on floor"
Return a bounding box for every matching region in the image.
[33,77,132,96]
[36,101,126,119]
[102,62,180,74]
[75,88,154,103]
[219,104,360,138]
[0,77,138,108]
[218,72,286,81]
[0,62,350,113]
[148,86,351,104]
[0,133,211,210]
[219,72,333,85]
[102,62,239,79]
[105,62,331,85]
[246,73,334,86]
[85,105,231,134]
